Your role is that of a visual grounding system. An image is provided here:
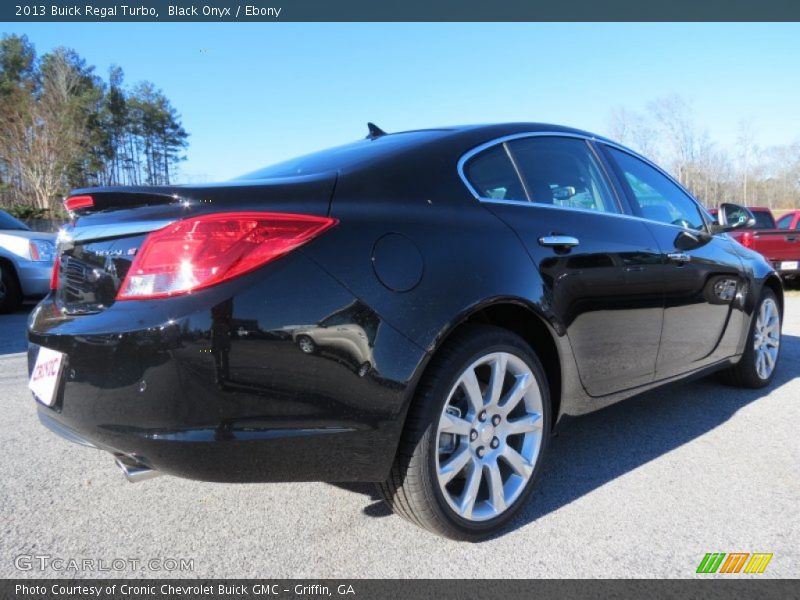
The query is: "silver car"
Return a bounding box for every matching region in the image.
[0,210,56,312]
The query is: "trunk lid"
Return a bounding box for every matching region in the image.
[55,173,336,314]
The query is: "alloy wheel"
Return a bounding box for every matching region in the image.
[435,351,544,522]
[754,297,780,380]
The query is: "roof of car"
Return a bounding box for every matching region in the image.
[393,122,611,144]
[237,122,618,182]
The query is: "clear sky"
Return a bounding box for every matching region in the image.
[4,23,799,182]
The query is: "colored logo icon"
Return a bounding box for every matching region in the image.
[696,553,773,574]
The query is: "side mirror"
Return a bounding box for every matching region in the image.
[712,203,756,233]
[674,229,711,250]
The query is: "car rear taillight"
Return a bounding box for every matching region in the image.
[117,212,337,300]
[64,195,94,212]
[739,231,755,249]
[50,256,60,291]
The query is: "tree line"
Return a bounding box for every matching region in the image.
[0,34,188,216]
[607,95,800,210]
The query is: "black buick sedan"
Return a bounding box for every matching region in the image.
[28,123,782,540]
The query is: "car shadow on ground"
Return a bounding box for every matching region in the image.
[0,304,34,355]
[332,333,800,535]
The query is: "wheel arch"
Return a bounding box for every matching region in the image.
[417,297,564,430]
[762,274,784,317]
[0,255,21,289]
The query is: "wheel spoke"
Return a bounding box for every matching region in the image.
[439,411,472,437]
[438,447,471,484]
[504,413,542,435]
[460,368,484,415]
[501,446,533,478]
[486,354,508,408]
[486,461,505,514]
[458,459,483,519]
[498,373,533,415]
[764,348,775,371]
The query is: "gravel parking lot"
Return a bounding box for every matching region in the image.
[1,300,798,578]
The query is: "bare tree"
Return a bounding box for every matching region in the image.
[608,106,661,161]
[605,95,800,210]
[646,95,705,190]
[0,50,88,209]
[736,118,759,206]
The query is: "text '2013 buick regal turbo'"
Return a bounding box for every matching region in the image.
[28,123,782,540]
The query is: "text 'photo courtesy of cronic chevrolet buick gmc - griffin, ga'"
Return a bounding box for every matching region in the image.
[27,123,782,540]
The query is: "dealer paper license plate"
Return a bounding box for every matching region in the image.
[780,261,798,271]
[29,347,65,406]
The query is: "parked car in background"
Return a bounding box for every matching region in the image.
[0,209,56,312]
[709,206,800,279]
[711,206,777,230]
[29,123,783,540]
[776,210,800,230]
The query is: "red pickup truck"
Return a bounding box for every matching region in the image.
[709,206,800,279]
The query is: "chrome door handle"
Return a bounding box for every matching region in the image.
[538,235,580,248]
[667,252,691,264]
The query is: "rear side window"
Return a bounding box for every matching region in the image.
[776,214,792,229]
[606,147,705,231]
[463,144,527,201]
[507,137,619,213]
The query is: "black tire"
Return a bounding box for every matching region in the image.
[0,262,22,314]
[379,324,551,541]
[719,287,781,389]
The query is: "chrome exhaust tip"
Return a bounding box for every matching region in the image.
[114,455,162,483]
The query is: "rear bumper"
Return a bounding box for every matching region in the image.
[771,261,800,277]
[28,253,426,483]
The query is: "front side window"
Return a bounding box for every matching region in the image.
[608,148,705,230]
[507,137,619,213]
[606,147,705,231]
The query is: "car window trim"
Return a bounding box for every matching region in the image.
[585,139,629,215]
[458,131,626,216]
[501,141,533,202]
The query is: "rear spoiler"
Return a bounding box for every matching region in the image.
[64,186,183,215]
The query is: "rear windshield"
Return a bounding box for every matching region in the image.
[235,130,446,180]
[0,211,30,231]
[750,211,776,229]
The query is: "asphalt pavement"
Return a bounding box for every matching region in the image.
[0,300,798,578]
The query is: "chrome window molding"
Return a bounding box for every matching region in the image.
[457,131,593,201]
[456,130,715,232]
